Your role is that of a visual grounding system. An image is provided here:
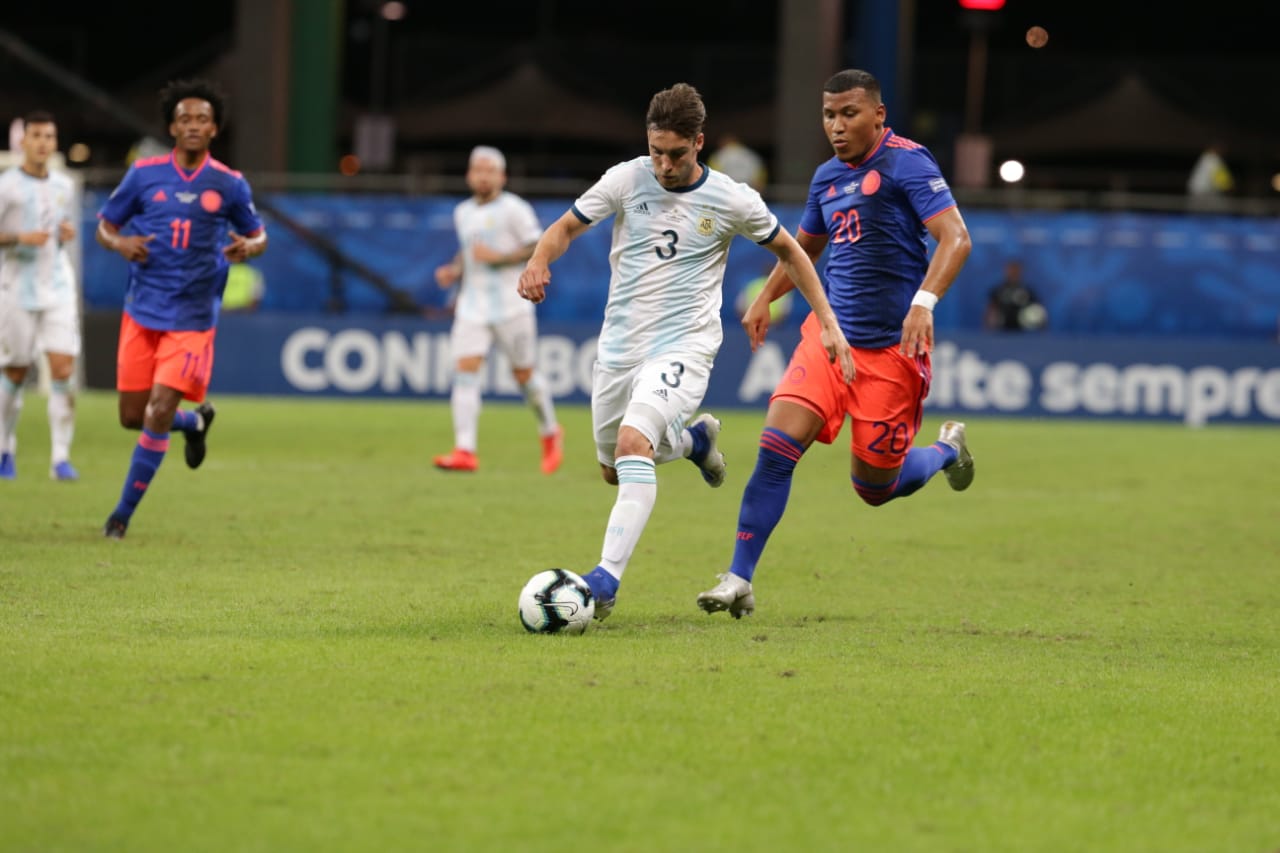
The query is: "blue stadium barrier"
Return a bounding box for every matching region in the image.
[79,191,1280,340]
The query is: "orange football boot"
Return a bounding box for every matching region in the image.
[540,426,564,475]
[434,449,478,472]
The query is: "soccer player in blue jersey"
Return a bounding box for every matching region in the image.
[519,83,853,620]
[697,68,974,618]
[95,79,267,539]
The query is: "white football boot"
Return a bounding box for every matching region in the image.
[688,413,726,488]
[938,420,975,491]
[696,572,755,619]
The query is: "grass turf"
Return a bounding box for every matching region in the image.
[2,392,1277,851]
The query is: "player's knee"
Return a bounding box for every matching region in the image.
[853,480,896,507]
[119,412,144,430]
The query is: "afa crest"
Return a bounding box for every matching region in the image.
[697,214,715,236]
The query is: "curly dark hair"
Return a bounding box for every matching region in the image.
[158,78,226,128]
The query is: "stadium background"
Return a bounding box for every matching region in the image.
[2,0,1277,421]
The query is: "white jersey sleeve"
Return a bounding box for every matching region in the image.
[0,168,78,311]
[572,157,779,369]
[453,191,543,324]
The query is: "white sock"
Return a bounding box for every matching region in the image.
[598,455,657,580]
[451,371,482,452]
[520,373,558,435]
[0,375,22,455]
[653,426,692,465]
[48,379,75,464]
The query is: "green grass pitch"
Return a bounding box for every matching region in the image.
[2,392,1278,851]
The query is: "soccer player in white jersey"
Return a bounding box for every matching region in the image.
[433,146,563,474]
[518,83,854,619]
[0,111,81,482]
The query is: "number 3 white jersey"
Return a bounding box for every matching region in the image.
[453,191,543,324]
[0,167,77,311]
[571,157,779,370]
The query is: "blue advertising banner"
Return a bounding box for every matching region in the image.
[80,191,1280,340]
[212,313,1280,425]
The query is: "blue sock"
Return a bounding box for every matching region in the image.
[582,566,620,602]
[728,428,805,582]
[171,409,197,431]
[886,443,957,501]
[113,429,169,521]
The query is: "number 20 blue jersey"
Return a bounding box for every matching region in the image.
[797,129,957,349]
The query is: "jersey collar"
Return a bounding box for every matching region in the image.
[171,151,211,182]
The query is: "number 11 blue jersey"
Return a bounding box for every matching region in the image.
[98,151,264,331]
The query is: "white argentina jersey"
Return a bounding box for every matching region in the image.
[454,191,543,324]
[0,167,77,310]
[571,157,779,369]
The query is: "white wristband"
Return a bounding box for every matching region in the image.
[911,290,939,311]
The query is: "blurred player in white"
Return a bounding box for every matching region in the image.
[0,111,80,481]
[518,83,853,619]
[433,146,563,474]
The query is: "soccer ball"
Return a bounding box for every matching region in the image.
[518,569,595,634]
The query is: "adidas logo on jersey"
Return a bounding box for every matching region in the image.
[151,190,168,202]
[825,185,837,198]
[631,202,651,215]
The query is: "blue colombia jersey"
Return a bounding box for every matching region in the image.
[98,152,264,331]
[797,129,957,348]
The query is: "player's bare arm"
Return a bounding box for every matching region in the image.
[518,211,589,304]
[96,220,154,262]
[765,228,855,382]
[223,229,267,263]
[745,229,828,345]
[434,251,463,287]
[472,240,536,266]
[58,220,75,243]
[0,229,51,247]
[900,207,972,357]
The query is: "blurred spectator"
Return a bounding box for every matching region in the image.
[734,267,793,325]
[984,259,1047,332]
[222,262,265,311]
[709,133,767,193]
[1187,143,1234,202]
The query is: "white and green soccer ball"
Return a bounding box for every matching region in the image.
[518,569,595,634]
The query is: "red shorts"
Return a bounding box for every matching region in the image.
[771,313,931,468]
[116,313,216,402]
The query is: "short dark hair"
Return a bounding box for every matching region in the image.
[23,110,55,126]
[823,69,882,103]
[159,78,226,127]
[646,83,706,140]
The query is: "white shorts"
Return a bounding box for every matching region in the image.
[0,301,81,367]
[450,314,537,368]
[591,354,712,467]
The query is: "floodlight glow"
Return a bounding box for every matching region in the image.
[998,160,1025,183]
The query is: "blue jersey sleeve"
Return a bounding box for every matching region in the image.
[227,176,264,236]
[898,148,956,225]
[98,165,143,226]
